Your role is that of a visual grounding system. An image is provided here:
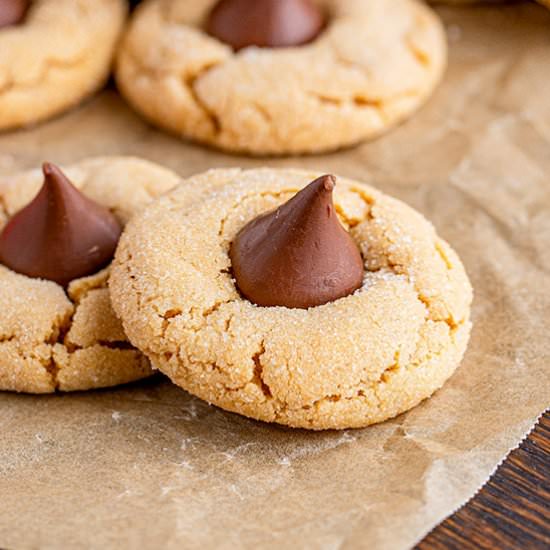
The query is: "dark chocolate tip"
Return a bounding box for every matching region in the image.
[42,162,70,194]
[0,162,122,287]
[319,174,336,192]
[42,162,55,177]
[206,0,325,51]
[229,174,364,309]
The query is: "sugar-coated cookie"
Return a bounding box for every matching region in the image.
[0,157,180,393]
[110,168,472,430]
[116,0,447,155]
[0,0,127,131]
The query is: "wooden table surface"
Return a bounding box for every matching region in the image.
[416,411,550,549]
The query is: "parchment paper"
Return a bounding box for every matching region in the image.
[1,3,549,549]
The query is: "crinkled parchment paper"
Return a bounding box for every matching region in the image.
[1,4,549,549]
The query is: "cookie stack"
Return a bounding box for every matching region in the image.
[0,0,482,430]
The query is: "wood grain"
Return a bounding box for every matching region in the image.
[417,411,550,550]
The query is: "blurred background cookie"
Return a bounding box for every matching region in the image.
[0,0,127,131]
[116,0,447,156]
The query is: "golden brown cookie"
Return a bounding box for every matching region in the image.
[110,168,473,430]
[0,0,127,131]
[115,0,447,155]
[0,157,180,393]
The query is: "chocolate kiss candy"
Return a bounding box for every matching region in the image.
[0,0,29,29]
[230,175,364,309]
[206,0,325,51]
[0,163,122,286]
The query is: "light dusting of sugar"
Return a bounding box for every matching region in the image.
[220,442,259,463]
[361,268,407,291]
[277,432,357,467]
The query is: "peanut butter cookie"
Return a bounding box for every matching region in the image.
[0,157,180,393]
[110,168,472,430]
[116,0,447,155]
[0,0,127,131]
